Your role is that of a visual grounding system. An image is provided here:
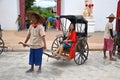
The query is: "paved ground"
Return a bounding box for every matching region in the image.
[0,51,120,80]
[2,29,104,51]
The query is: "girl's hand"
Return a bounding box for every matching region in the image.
[63,40,68,42]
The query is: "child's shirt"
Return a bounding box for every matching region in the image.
[28,24,45,49]
[104,22,113,39]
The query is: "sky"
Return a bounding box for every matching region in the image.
[34,0,56,8]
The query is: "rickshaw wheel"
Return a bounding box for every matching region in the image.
[0,38,4,55]
[74,38,89,65]
[51,35,63,54]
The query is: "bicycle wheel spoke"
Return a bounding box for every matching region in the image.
[0,38,4,55]
[51,36,63,54]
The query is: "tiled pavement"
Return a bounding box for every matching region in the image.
[2,29,104,52]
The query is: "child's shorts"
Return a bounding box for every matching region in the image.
[29,48,43,66]
[103,38,113,51]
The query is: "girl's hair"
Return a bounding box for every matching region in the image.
[31,13,44,24]
[69,23,75,32]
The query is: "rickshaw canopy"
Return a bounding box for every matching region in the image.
[60,15,88,24]
[60,15,88,37]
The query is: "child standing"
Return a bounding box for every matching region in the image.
[23,12,46,73]
[103,13,116,61]
[16,15,22,31]
[55,17,60,31]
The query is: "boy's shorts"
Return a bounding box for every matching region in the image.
[103,38,113,51]
[29,48,43,66]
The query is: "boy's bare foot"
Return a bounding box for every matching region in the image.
[110,58,117,61]
[104,56,108,59]
[37,69,41,74]
[26,69,34,73]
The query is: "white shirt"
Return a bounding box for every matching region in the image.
[28,24,45,49]
[104,22,113,39]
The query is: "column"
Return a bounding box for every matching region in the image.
[19,0,25,29]
[57,0,61,29]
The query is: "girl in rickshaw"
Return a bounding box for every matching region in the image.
[53,23,77,60]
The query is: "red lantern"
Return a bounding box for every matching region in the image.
[91,4,94,7]
[85,4,88,7]
[88,4,91,8]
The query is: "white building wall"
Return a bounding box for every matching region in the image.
[94,0,118,31]
[61,0,118,32]
[0,0,19,30]
[61,0,84,15]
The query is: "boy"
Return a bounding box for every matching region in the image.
[103,13,117,61]
[23,12,46,73]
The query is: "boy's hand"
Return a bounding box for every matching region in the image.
[111,38,114,41]
[43,45,47,49]
[18,42,29,47]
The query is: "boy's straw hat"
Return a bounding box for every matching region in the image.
[27,11,44,23]
[106,13,116,19]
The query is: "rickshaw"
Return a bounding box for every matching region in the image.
[19,15,89,65]
[112,17,120,58]
[47,15,89,65]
